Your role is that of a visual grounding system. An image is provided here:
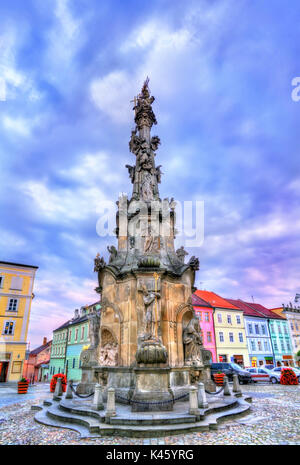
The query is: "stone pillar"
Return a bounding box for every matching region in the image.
[223,376,231,396]
[92,383,104,411]
[54,377,62,398]
[189,386,200,415]
[197,382,208,408]
[106,387,116,418]
[65,380,73,399]
[232,374,242,397]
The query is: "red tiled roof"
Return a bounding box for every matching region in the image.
[195,290,239,310]
[192,293,213,308]
[226,299,266,318]
[244,302,285,320]
[29,340,52,356]
[227,299,285,320]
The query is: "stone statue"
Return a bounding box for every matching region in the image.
[183,317,203,365]
[141,284,161,340]
[88,308,101,349]
[99,342,118,366]
[188,256,200,271]
[125,164,135,183]
[150,135,161,152]
[155,165,163,184]
[107,245,117,264]
[141,170,154,201]
[176,246,189,264]
[94,253,106,293]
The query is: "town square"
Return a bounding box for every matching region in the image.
[0,0,300,451]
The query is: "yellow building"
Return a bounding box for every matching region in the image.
[196,290,250,367]
[0,261,38,382]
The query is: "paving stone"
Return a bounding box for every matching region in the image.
[0,383,299,445]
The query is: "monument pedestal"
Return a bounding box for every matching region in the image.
[131,367,174,412]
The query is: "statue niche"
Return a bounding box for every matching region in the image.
[182,316,203,366]
[99,328,118,367]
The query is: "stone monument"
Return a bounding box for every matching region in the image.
[78,78,212,410]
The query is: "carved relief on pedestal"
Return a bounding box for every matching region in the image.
[99,328,118,367]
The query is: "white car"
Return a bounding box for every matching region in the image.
[246,367,271,383]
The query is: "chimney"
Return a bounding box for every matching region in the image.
[43,337,47,346]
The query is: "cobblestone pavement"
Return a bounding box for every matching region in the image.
[0,383,299,445]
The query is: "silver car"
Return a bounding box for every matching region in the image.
[271,366,300,383]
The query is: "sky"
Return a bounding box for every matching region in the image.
[1,0,300,348]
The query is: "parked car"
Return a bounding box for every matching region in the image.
[245,367,271,383]
[210,362,252,384]
[260,364,274,371]
[271,366,300,383]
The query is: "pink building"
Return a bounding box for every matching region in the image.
[192,292,217,362]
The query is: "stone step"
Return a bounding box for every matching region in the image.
[109,413,197,426]
[46,402,101,433]
[32,396,252,438]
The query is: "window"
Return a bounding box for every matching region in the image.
[236,315,241,324]
[219,332,224,342]
[290,323,294,331]
[0,276,3,287]
[257,341,262,351]
[207,331,212,342]
[238,332,243,343]
[229,332,234,342]
[295,323,299,331]
[273,340,278,351]
[3,321,15,335]
[217,314,222,323]
[12,361,22,374]
[7,299,18,312]
[278,324,282,334]
[10,276,23,291]
[72,358,76,369]
[197,312,202,321]
[255,324,260,335]
[248,324,253,334]
[280,340,285,352]
[250,340,256,351]
[69,330,72,341]
[270,323,274,333]
[261,325,266,335]
[264,340,269,351]
[227,315,232,324]
[75,329,78,341]
[204,312,209,322]
[81,326,85,340]
[284,325,288,334]
[286,341,291,352]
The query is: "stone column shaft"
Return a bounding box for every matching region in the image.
[189,386,200,415]
[197,382,208,408]
[92,383,104,411]
[106,387,116,417]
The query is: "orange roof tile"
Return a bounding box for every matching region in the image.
[195,290,240,310]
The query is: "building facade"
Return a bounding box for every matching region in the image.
[192,292,217,362]
[0,261,38,382]
[227,299,274,367]
[49,302,100,381]
[23,337,52,382]
[271,304,300,366]
[65,307,91,382]
[246,302,294,367]
[196,291,250,367]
